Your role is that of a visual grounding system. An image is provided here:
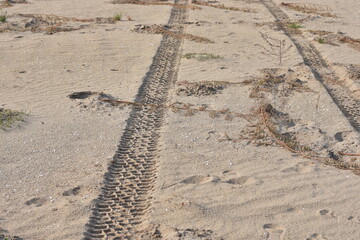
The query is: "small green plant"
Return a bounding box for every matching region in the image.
[288,23,303,29]
[317,38,325,44]
[0,11,7,23]
[113,12,122,21]
[0,108,27,129]
[182,52,223,61]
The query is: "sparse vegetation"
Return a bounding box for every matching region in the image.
[176,80,246,96]
[0,14,117,33]
[256,32,293,65]
[281,2,336,17]
[288,23,303,29]
[247,68,316,98]
[0,11,6,22]
[0,108,26,129]
[191,0,256,12]
[317,38,325,44]
[113,12,122,21]
[111,0,202,10]
[68,85,359,175]
[182,52,222,61]
[338,36,360,51]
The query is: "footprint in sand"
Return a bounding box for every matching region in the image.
[25,197,47,207]
[227,176,262,185]
[181,175,213,184]
[282,161,315,174]
[306,233,327,240]
[275,207,304,220]
[263,224,286,240]
[317,209,336,218]
[347,216,360,222]
[63,186,81,196]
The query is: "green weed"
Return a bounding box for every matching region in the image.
[182,52,222,61]
[0,108,26,129]
[317,38,325,44]
[0,11,7,23]
[113,12,122,21]
[288,23,303,29]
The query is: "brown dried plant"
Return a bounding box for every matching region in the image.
[0,14,117,33]
[281,2,336,18]
[308,30,360,51]
[176,80,247,96]
[0,0,27,9]
[69,90,360,174]
[111,0,201,10]
[256,32,293,65]
[192,0,256,12]
[259,104,360,175]
[18,13,116,23]
[338,36,360,51]
[236,0,259,3]
[133,24,214,43]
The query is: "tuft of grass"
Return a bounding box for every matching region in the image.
[317,38,325,44]
[288,23,303,29]
[113,12,122,21]
[0,108,27,129]
[182,52,223,61]
[0,11,7,23]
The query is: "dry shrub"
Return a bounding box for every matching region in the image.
[0,14,116,33]
[345,64,360,80]
[0,0,27,9]
[259,104,360,175]
[236,0,259,3]
[18,13,116,23]
[0,108,26,129]
[281,2,336,17]
[309,30,360,51]
[338,36,360,51]
[192,0,256,12]
[247,68,316,98]
[256,32,293,65]
[94,95,360,174]
[176,81,246,96]
[112,0,201,10]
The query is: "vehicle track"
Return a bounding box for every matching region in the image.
[83,1,188,239]
[260,0,360,132]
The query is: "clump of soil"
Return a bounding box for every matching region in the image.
[68,91,120,112]
[248,67,315,98]
[0,14,116,34]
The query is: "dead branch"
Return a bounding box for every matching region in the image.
[260,104,360,174]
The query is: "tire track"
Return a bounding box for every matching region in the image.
[260,0,360,132]
[84,1,188,239]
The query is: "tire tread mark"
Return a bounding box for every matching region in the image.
[83,1,188,239]
[260,0,360,131]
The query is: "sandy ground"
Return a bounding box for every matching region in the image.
[0,0,360,239]
[0,0,170,239]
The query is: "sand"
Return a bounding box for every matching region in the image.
[0,0,359,239]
